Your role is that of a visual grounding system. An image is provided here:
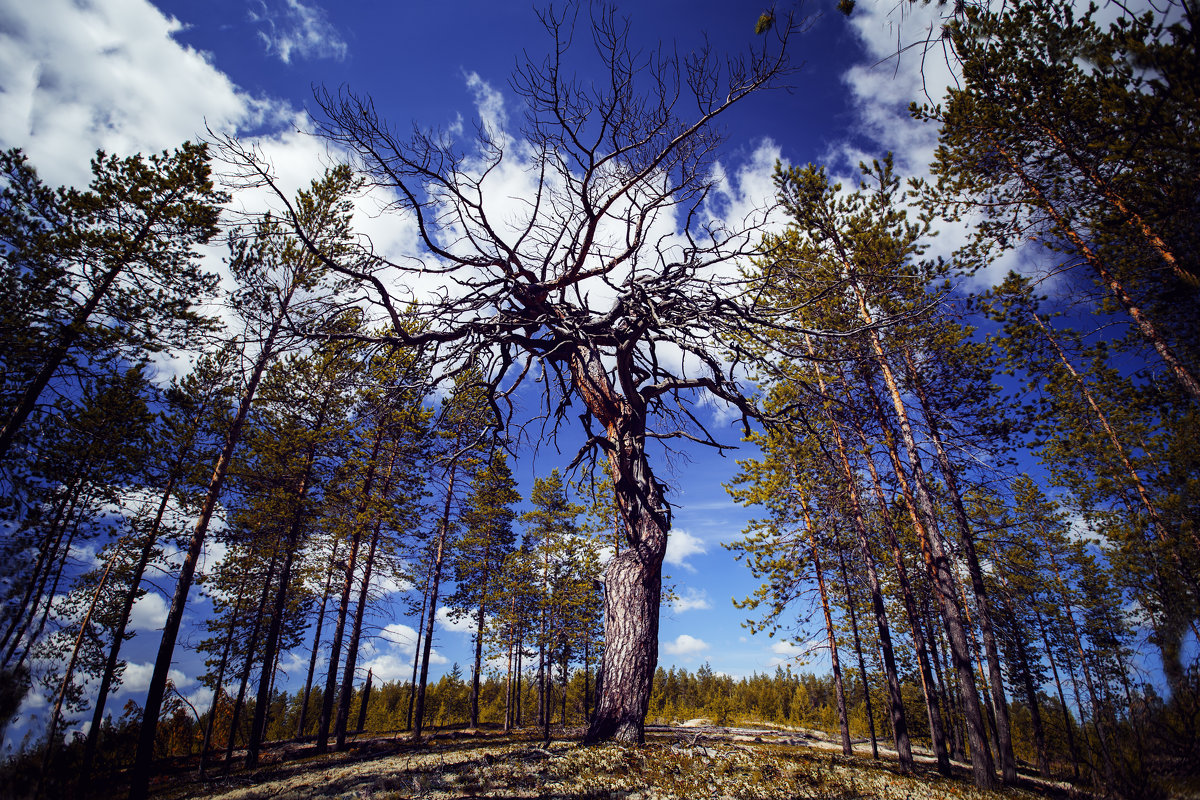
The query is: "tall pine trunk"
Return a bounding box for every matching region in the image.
[128,313,283,800]
[413,466,456,740]
[835,537,878,759]
[797,490,852,756]
[857,341,994,789]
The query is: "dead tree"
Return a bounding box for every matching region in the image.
[223,3,804,744]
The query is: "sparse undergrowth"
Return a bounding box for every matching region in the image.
[148,728,1077,800]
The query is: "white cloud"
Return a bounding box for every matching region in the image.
[120,663,192,694]
[379,622,420,654]
[251,0,347,65]
[0,0,288,188]
[665,528,706,572]
[670,587,712,613]
[362,622,448,682]
[766,638,822,668]
[437,606,478,636]
[663,634,710,658]
[771,640,804,656]
[128,591,168,631]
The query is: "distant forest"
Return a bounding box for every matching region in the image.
[1,0,1197,798]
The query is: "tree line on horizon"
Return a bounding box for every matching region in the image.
[0,0,1197,798]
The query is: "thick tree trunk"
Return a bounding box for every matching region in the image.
[583,518,665,743]
[574,344,669,746]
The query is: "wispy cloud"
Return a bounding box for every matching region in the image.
[251,0,347,65]
[670,587,712,613]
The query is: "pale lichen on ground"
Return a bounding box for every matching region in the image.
[174,731,1063,800]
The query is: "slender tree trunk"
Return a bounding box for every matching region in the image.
[223,548,280,770]
[858,350,995,788]
[1043,543,1116,780]
[4,483,87,669]
[0,482,80,662]
[515,641,524,727]
[316,523,363,752]
[470,601,486,728]
[336,517,383,750]
[37,539,120,796]
[1035,605,1080,781]
[807,341,911,769]
[903,349,1017,783]
[199,589,246,776]
[356,669,373,733]
[297,548,339,738]
[81,473,178,786]
[835,540,878,759]
[1002,590,1050,778]
[796,489,853,756]
[414,465,458,740]
[16,511,85,671]
[856,439,951,774]
[246,504,307,767]
[406,567,430,732]
[317,431,385,752]
[992,138,1200,403]
[504,619,515,732]
[128,321,281,800]
[0,195,178,463]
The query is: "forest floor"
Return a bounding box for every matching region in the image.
[139,723,1086,800]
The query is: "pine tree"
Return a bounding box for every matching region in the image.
[0,144,224,466]
[446,449,519,728]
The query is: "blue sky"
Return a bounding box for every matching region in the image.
[0,0,969,742]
